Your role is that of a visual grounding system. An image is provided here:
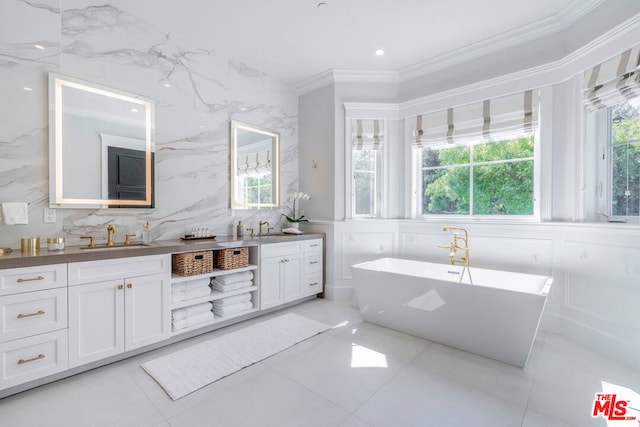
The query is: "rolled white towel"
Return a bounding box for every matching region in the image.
[171,302,213,321]
[210,280,253,292]
[211,271,254,285]
[212,293,251,307]
[172,311,214,331]
[171,286,211,303]
[212,301,253,317]
[172,279,211,292]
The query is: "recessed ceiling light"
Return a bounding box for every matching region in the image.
[23,87,32,91]
[130,108,138,113]
[375,49,385,56]
[34,44,45,50]
[162,82,171,88]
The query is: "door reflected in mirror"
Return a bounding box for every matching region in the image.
[48,73,155,208]
[230,121,279,209]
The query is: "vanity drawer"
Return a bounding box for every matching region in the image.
[260,241,304,259]
[303,239,322,252]
[0,264,67,296]
[68,254,170,286]
[303,273,323,296]
[0,329,68,390]
[1,288,67,343]
[304,252,322,274]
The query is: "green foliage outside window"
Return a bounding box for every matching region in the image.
[422,135,535,215]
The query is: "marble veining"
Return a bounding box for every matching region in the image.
[0,0,298,249]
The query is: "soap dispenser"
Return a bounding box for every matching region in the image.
[236,221,243,239]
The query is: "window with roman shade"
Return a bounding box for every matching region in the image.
[412,90,539,148]
[411,90,540,217]
[351,119,384,217]
[584,46,640,218]
[583,45,640,111]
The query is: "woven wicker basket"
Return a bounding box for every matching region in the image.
[215,247,249,270]
[172,251,213,276]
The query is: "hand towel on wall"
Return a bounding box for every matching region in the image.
[1,202,29,225]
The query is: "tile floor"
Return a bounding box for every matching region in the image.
[0,298,638,427]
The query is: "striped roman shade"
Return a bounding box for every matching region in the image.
[352,119,383,150]
[412,90,539,148]
[237,150,271,176]
[583,45,640,110]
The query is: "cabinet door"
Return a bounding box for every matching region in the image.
[282,253,303,303]
[260,257,282,310]
[124,273,170,351]
[68,280,124,368]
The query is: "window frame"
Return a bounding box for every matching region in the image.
[411,128,542,221]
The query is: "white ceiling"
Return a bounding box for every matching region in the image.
[108,0,605,86]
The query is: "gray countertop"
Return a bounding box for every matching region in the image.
[0,233,324,269]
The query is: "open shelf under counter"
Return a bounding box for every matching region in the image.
[170,264,257,283]
[171,286,257,310]
[170,308,259,336]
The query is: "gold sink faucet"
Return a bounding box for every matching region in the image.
[258,220,270,237]
[106,224,116,246]
[438,226,473,284]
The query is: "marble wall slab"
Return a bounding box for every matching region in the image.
[0,0,299,249]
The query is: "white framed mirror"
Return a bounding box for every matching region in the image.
[230,120,279,209]
[48,73,155,208]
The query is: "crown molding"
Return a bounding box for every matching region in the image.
[399,0,606,82]
[399,12,640,118]
[294,0,606,94]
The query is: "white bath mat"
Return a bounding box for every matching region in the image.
[141,313,330,400]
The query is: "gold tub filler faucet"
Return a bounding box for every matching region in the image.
[438,226,473,284]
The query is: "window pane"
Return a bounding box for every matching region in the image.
[473,135,534,162]
[353,149,377,216]
[423,146,470,168]
[473,161,534,215]
[423,166,470,214]
[610,99,640,216]
[611,143,640,216]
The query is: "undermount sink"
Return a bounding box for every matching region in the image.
[215,241,246,248]
[80,243,150,250]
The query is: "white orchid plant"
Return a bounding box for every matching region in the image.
[282,192,311,223]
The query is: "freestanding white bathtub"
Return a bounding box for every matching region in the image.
[351,258,552,367]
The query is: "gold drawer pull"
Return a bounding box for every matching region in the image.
[309,261,319,264]
[309,282,319,286]
[18,354,45,365]
[17,276,45,283]
[17,310,45,319]
[127,283,133,289]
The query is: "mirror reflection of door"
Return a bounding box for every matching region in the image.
[107,147,154,208]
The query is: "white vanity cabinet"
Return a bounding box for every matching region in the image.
[302,239,323,297]
[260,239,324,309]
[0,264,68,390]
[67,255,171,368]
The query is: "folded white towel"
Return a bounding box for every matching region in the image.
[171,302,213,321]
[212,301,253,317]
[210,280,253,293]
[1,202,29,225]
[211,271,254,285]
[212,293,251,307]
[172,279,211,293]
[171,311,214,331]
[171,286,211,303]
